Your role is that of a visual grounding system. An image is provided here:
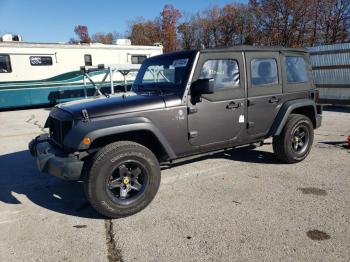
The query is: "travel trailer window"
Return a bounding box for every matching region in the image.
[30,56,53,66]
[0,54,12,73]
[131,55,147,64]
[84,54,92,66]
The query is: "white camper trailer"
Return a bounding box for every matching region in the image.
[0,38,163,109]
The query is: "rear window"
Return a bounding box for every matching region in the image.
[285,56,308,83]
[251,58,278,86]
[30,56,53,66]
[0,54,12,73]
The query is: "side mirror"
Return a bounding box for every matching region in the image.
[191,78,214,96]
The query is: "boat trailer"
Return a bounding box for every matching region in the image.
[80,64,141,97]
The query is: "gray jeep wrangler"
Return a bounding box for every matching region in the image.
[29,47,322,218]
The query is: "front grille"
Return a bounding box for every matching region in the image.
[49,116,73,147]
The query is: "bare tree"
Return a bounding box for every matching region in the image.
[128,17,161,46]
[124,1,350,49]
[92,32,120,44]
[74,25,91,43]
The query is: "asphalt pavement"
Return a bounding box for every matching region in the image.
[0,107,349,262]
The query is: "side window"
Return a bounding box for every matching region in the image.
[251,58,278,86]
[200,59,240,90]
[285,56,308,83]
[84,54,92,66]
[0,54,12,73]
[30,56,53,66]
[131,55,147,64]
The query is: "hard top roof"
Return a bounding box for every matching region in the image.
[159,46,308,58]
[200,45,308,53]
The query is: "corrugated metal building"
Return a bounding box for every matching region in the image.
[308,43,350,105]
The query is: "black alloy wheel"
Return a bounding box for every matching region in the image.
[106,161,148,205]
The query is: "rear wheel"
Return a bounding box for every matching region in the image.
[273,114,314,163]
[85,141,161,218]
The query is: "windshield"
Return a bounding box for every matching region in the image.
[133,52,196,94]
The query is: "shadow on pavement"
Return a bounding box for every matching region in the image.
[323,106,350,113]
[0,105,52,112]
[318,141,348,149]
[0,146,281,218]
[0,150,103,219]
[164,145,282,169]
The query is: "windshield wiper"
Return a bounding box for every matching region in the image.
[134,84,164,95]
[151,83,164,96]
[133,84,147,92]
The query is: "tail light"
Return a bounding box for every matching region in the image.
[347,135,350,149]
[315,89,320,103]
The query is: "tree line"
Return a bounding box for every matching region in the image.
[72,0,350,52]
[70,25,120,45]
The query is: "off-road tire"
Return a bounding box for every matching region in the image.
[273,114,314,164]
[85,141,161,218]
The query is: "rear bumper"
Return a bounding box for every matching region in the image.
[316,114,322,129]
[315,104,322,129]
[29,134,84,181]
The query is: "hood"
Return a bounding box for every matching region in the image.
[57,92,166,119]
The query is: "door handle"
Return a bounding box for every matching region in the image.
[269,96,279,104]
[226,101,240,109]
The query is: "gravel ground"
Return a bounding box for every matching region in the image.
[0,107,349,262]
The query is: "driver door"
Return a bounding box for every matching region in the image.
[187,52,245,146]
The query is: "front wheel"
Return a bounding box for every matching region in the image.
[273,114,314,164]
[85,141,161,218]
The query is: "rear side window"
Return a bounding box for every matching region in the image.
[84,54,92,66]
[30,56,53,66]
[285,56,308,83]
[131,55,147,64]
[0,54,12,73]
[200,59,240,90]
[251,58,278,86]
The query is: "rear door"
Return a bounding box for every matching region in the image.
[187,52,246,146]
[245,52,283,137]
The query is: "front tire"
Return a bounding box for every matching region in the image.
[85,141,161,218]
[273,114,314,164]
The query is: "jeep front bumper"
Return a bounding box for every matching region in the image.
[29,134,84,181]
